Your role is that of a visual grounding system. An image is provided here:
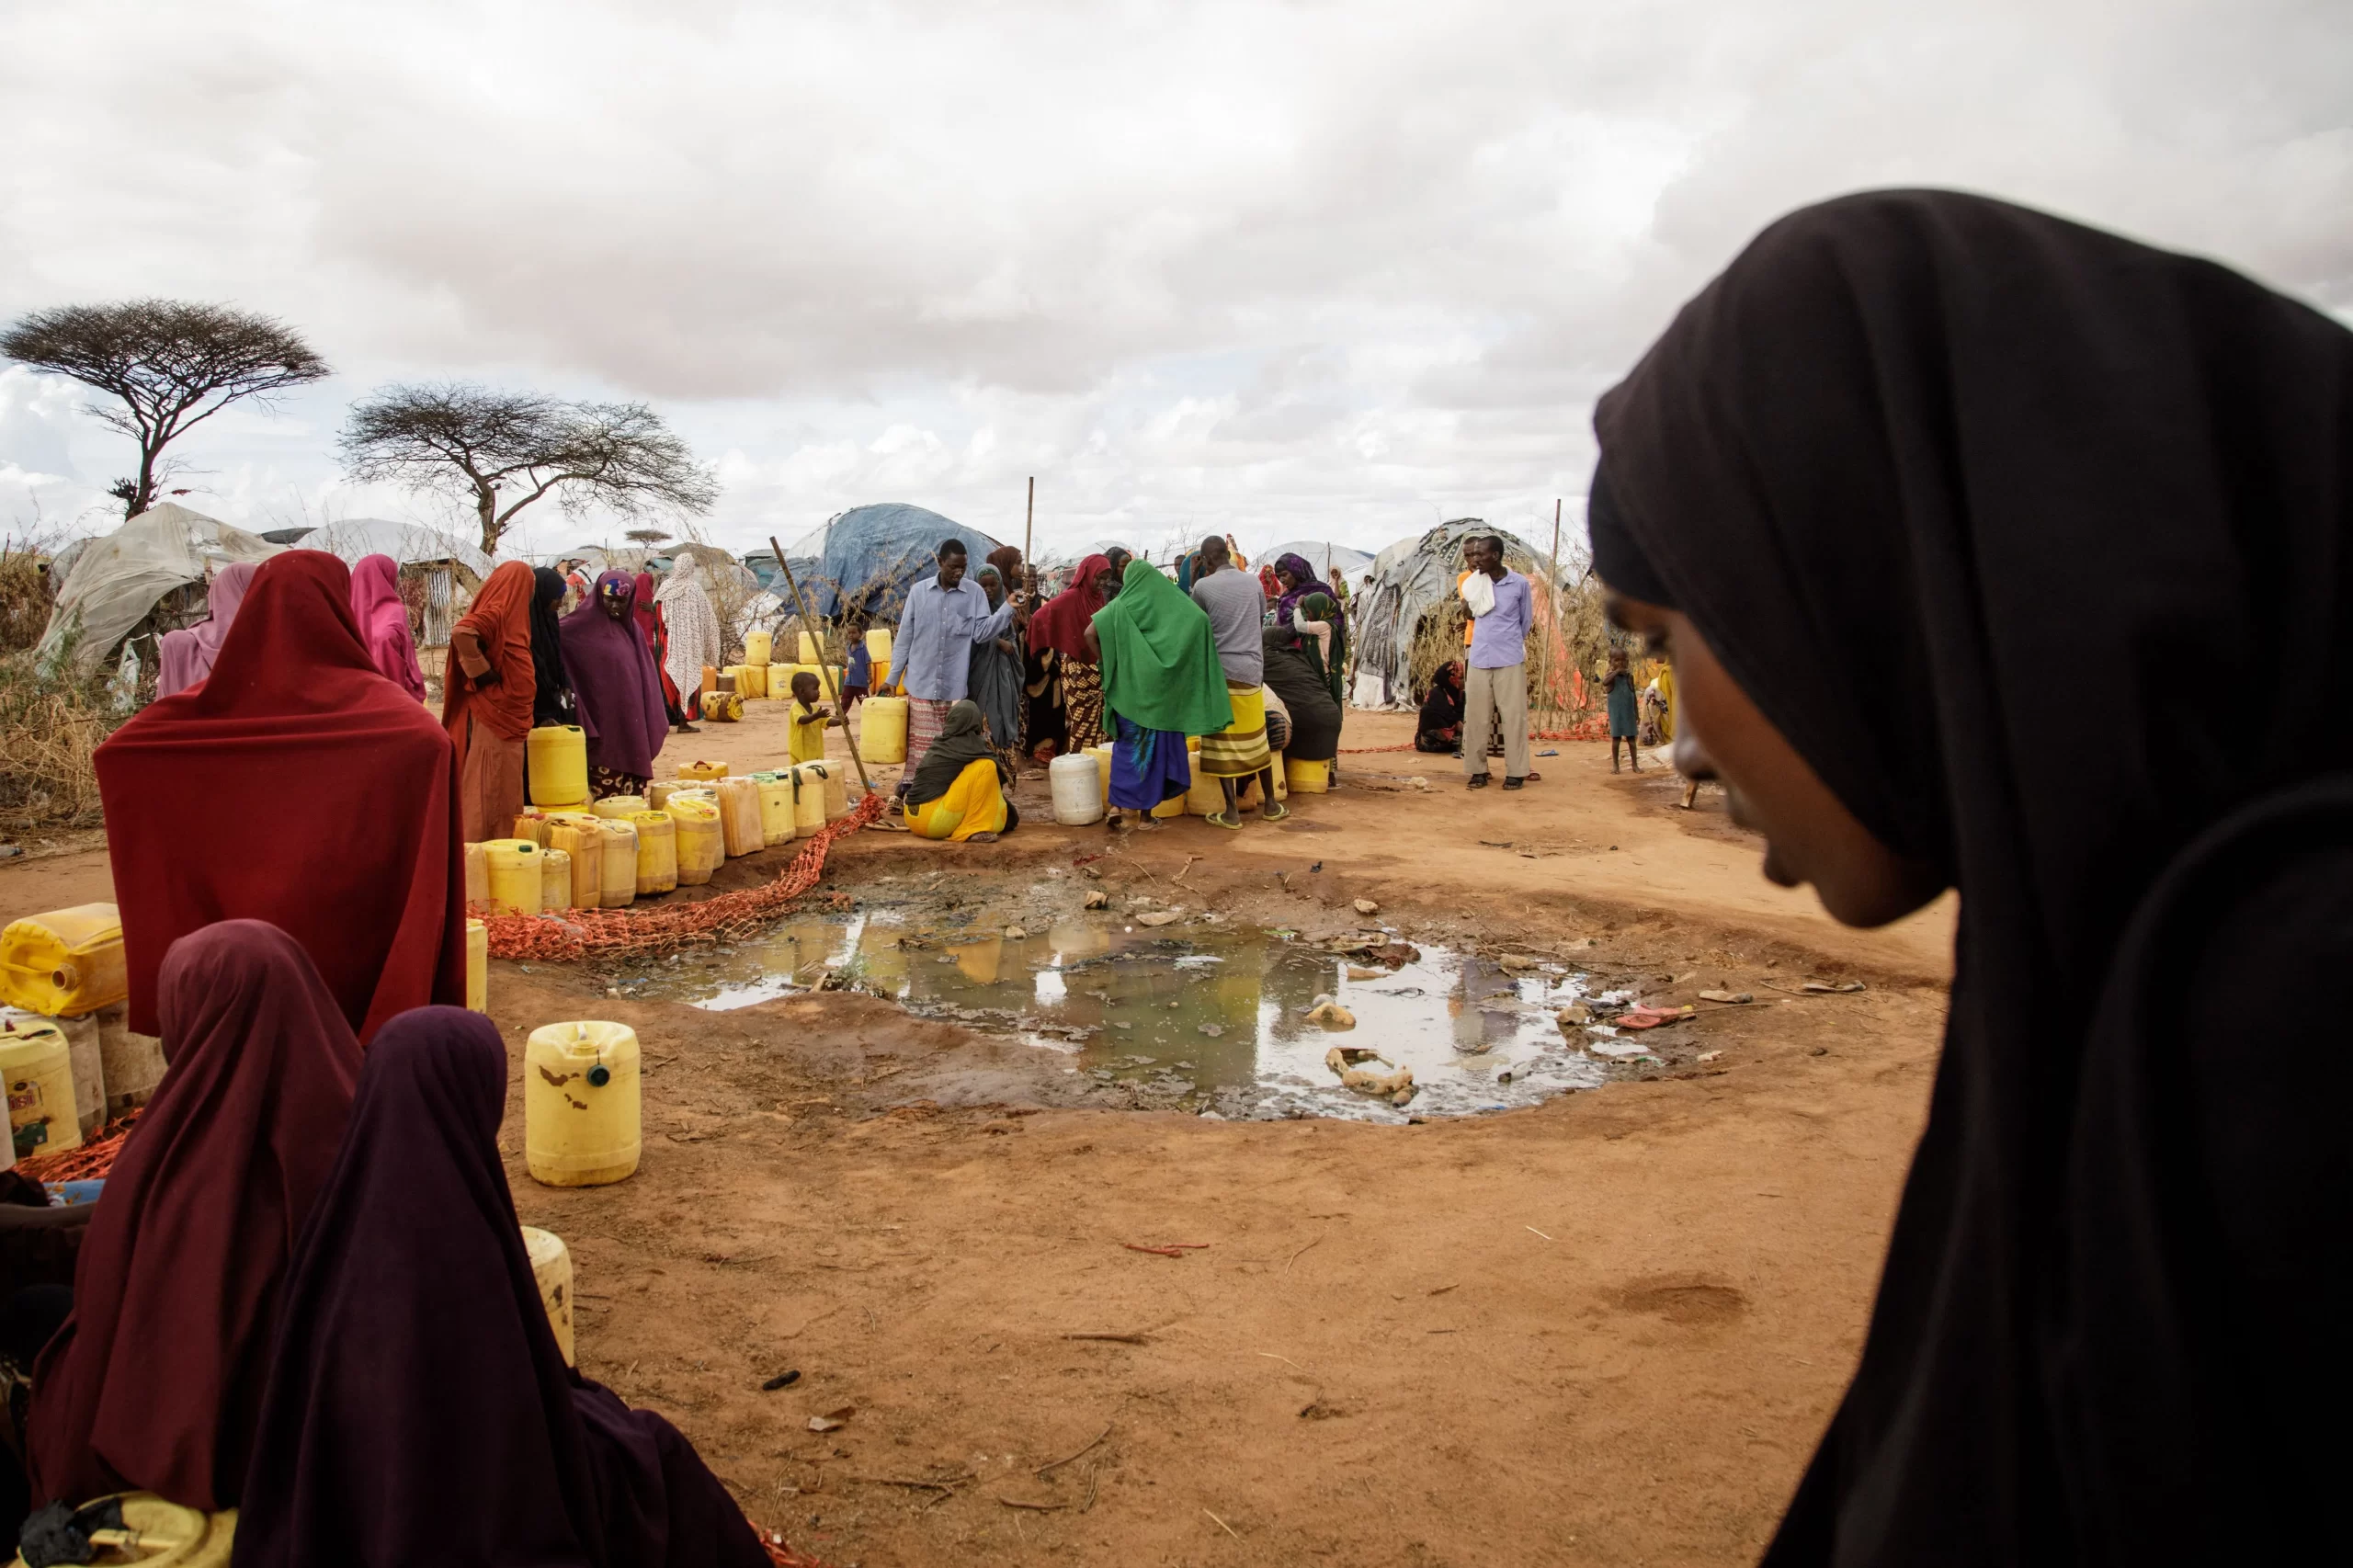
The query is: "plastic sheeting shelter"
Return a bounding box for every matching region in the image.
[1259,540,1375,588]
[291,518,493,585]
[1347,520,1580,711]
[790,504,1008,621]
[36,504,281,678]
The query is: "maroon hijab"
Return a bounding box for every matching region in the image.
[27,921,363,1510]
[559,571,670,778]
[1027,551,1113,660]
[235,1007,767,1568]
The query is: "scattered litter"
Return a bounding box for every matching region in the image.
[806,1405,855,1433]
[1526,1225,1552,1241]
[1802,980,1868,994]
[1613,1005,1696,1029]
[1478,839,1513,847]
[1005,926,1028,939]
[1409,778,1429,791]
[1699,990,1754,1005]
[1586,1038,1656,1061]
[1345,965,1381,981]
[1537,748,1559,757]
[1698,1051,1722,1062]
[1136,911,1182,927]
[1304,996,1358,1029]
[1083,890,1110,909]
[1122,1241,1211,1257]
[1326,1045,1413,1104]
[1197,1023,1224,1038]
[1554,1003,1592,1028]
[761,1369,802,1392]
[1352,898,1380,915]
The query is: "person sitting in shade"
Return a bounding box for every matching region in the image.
[1416,661,1465,755]
[1187,535,1284,827]
[901,699,1017,842]
[892,540,1017,794]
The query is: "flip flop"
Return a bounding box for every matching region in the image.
[1262,802,1290,822]
[1205,812,1244,831]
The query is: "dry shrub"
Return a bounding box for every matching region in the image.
[1392,539,1614,722]
[0,536,61,655]
[0,652,117,832]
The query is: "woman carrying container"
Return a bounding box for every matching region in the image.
[234,1007,771,1568]
[901,699,1017,842]
[1085,557,1231,831]
[348,553,426,702]
[26,922,362,1516]
[442,558,537,841]
[558,570,671,799]
[1591,188,2353,1563]
[95,551,466,1043]
[1025,552,1118,755]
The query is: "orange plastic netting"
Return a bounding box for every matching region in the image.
[16,1110,143,1183]
[483,792,885,963]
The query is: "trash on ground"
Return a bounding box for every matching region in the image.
[1325,1045,1414,1104]
[1802,980,1867,994]
[762,1369,802,1391]
[1083,890,1110,909]
[1136,911,1182,927]
[1613,1005,1696,1029]
[1699,990,1754,1005]
[1352,899,1380,915]
[1555,1002,1592,1028]
[808,1406,855,1432]
[1304,996,1358,1029]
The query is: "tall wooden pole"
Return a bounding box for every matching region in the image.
[768,534,874,798]
[1545,497,1563,728]
[1022,476,1036,600]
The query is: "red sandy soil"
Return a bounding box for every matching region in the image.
[1,700,1957,1567]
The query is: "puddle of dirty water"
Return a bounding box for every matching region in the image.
[620,887,1627,1122]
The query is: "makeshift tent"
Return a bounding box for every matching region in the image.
[1258,540,1375,587]
[36,504,282,678]
[293,518,495,651]
[789,504,1008,621]
[1347,519,1578,711]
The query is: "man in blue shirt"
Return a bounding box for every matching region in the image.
[892,539,1017,792]
[1461,533,1532,790]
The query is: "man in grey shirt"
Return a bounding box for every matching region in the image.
[1189,536,1283,827]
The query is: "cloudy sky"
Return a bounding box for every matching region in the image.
[2,0,2347,562]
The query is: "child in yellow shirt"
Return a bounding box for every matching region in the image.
[788,670,841,764]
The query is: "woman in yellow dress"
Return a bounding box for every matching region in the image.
[902,699,1017,842]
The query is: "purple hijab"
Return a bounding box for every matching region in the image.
[1273,551,1340,632]
[233,1007,769,1567]
[155,561,256,699]
[558,571,670,778]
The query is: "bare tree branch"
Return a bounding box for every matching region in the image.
[1,300,329,517]
[340,383,718,556]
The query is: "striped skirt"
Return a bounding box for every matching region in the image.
[1198,680,1271,778]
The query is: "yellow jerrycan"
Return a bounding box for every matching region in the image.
[1285,756,1332,793]
[524,1020,642,1187]
[735,663,767,700]
[788,765,827,837]
[743,629,772,666]
[859,696,908,764]
[628,812,676,895]
[591,794,645,821]
[678,760,729,781]
[667,798,723,884]
[865,627,893,689]
[537,847,573,913]
[481,839,541,916]
[5,1492,236,1567]
[754,773,796,846]
[507,812,550,847]
[521,1224,576,1365]
[462,842,489,907]
[544,821,604,910]
[595,818,638,908]
[803,759,847,818]
[0,903,127,1018]
[1,1016,81,1161]
[1086,743,1114,808]
[527,724,589,807]
[797,629,822,664]
[713,777,764,857]
[1185,744,1225,815]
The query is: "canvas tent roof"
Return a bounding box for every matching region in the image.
[1347,520,1567,710]
[790,503,1007,621]
[290,517,493,585]
[36,503,282,678]
[1258,540,1376,584]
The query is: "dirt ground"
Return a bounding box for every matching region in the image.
[1,699,1957,1567]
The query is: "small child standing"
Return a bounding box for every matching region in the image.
[839,612,873,712]
[789,669,841,765]
[1604,649,1642,774]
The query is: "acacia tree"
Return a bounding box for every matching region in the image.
[1,300,330,517]
[340,384,719,556]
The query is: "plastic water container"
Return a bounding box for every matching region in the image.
[1086,743,1114,808]
[860,696,908,764]
[24,1009,102,1138]
[538,847,573,913]
[522,1225,576,1365]
[679,760,729,781]
[1050,754,1105,824]
[465,918,487,1011]
[744,630,772,667]
[1185,747,1225,815]
[527,725,589,806]
[523,1020,641,1187]
[508,812,548,846]
[798,630,822,664]
[865,627,892,682]
[482,839,542,916]
[545,822,603,910]
[1,1017,81,1161]
[714,777,765,857]
[737,664,767,700]
[801,759,847,818]
[628,811,677,894]
[591,795,645,821]
[1242,755,1288,807]
[595,818,638,907]
[92,1005,163,1118]
[755,774,796,846]
[463,841,488,906]
[668,799,723,884]
[1286,756,1332,793]
[787,765,828,837]
[0,903,127,1018]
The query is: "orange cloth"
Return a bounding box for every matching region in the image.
[1457,570,1475,646]
[441,560,538,755]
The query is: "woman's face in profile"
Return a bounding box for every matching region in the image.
[1608,592,1947,928]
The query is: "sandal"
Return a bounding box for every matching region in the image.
[1466,774,1491,790]
[1205,811,1244,831]
[1503,776,1526,790]
[1262,801,1290,822]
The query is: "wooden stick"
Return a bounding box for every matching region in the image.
[1035,1423,1112,1475]
[768,535,874,797]
[1024,475,1034,574]
[1546,496,1563,726]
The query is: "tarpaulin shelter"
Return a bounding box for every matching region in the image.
[292,518,495,650]
[789,504,1008,621]
[1259,540,1376,589]
[36,504,281,679]
[1347,519,1581,712]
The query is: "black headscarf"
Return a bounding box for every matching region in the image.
[904,699,1006,808]
[1594,189,2353,1564]
[234,1006,768,1567]
[529,566,574,727]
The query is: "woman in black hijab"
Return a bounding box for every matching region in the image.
[235,1006,770,1566]
[528,566,574,728]
[1260,621,1342,765]
[1591,189,2352,1564]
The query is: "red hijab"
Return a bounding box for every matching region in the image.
[632,569,661,653]
[28,921,363,1511]
[442,559,538,749]
[94,551,466,1040]
[349,553,426,702]
[1027,552,1114,661]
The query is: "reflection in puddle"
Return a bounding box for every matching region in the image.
[627,905,1621,1122]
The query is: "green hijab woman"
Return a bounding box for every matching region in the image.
[1296,590,1347,706]
[1086,558,1233,736]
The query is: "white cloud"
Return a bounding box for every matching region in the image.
[2,0,2346,560]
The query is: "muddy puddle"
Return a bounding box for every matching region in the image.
[616,872,1631,1122]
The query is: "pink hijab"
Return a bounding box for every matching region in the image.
[156,562,257,699]
[349,554,426,702]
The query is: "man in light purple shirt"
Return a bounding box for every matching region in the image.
[1461,533,1532,789]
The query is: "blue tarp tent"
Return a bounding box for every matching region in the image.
[790,504,1008,621]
